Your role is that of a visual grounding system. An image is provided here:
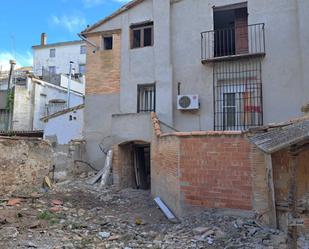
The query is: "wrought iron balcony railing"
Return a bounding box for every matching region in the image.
[201,23,265,62]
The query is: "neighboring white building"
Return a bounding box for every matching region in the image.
[0,69,84,131]
[42,104,84,144]
[32,33,86,94]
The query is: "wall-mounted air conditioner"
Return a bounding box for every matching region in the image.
[177,95,199,110]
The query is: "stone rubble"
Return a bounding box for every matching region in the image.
[0,179,291,249]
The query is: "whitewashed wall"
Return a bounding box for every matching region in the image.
[44,107,84,144]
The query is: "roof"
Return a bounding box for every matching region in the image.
[32,40,84,49]
[81,0,145,34]
[0,130,43,138]
[249,116,309,154]
[41,104,84,122]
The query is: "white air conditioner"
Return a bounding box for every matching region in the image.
[177,95,199,110]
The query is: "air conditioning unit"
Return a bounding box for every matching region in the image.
[177,95,199,110]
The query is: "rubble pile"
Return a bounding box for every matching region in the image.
[0,179,289,249]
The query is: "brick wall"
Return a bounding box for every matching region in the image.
[85,32,121,95]
[0,137,52,196]
[151,134,181,215]
[179,135,253,210]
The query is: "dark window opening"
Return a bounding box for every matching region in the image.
[137,84,156,113]
[143,28,152,47]
[104,36,113,50]
[132,30,141,48]
[131,22,153,49]
[213,6,248,57]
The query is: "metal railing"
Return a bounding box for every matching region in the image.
[201,23,265,61]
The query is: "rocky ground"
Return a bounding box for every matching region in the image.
[0,178,290,249]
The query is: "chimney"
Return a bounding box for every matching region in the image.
[41,33,47,46]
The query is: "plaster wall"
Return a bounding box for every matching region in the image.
[33,42,86,76]
[44,107,83,145]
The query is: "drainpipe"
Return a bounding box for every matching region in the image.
[67,61,74,108]
[78,33,99,50]
[7,60,16,131]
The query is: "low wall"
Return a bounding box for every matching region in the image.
[0,137,53,196]
[150,113,271,219]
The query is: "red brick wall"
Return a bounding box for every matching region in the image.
[151,135,181,215]
[179,135,253,210]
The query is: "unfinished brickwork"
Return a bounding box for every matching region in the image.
[85,32,121,95]
[148,114,271,218]
[112,143,136,189]
[179,135,252,210]
[151,134,181,215]
[0,137,53,196]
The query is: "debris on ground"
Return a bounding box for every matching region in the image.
[0,178,291,249]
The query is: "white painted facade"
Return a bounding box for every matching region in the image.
[43,106,84,145]
[83,0,309,168]
[32,39,86,94]
[11,77,84,131]
[33,40,86,76]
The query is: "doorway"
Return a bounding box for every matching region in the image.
[133,144,151,190]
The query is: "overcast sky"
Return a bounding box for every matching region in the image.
[0,0,130,70]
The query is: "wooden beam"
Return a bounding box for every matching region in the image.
[265,154,277,228]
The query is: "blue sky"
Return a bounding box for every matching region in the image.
[0,0,130,70]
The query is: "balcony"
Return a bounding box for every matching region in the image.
[201,23,265,63]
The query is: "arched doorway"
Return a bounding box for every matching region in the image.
[114,141,151,190]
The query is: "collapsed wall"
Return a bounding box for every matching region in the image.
[0,137,53,196]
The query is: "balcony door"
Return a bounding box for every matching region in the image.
[213,6,248,57]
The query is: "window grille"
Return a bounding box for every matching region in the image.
[137,84,156,113]
[214,58,263,130]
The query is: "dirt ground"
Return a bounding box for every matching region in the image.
[0,179,290,249]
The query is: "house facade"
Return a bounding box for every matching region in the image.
[81,0,309,168]
[32,33,86,93]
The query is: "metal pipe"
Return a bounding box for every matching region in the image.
[7,60,16,131]
[78,33,99,50]
[67,61,74,108]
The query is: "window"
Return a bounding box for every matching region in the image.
[80,45,86,54]
[79,64,86,74]
[214,59,263,131]
[49,48,56,58]
[48,66,56,75]
[104,36,113,50]
[137,84,156,113]
[131,22,153,49]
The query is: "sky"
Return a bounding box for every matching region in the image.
[0,0,130,70]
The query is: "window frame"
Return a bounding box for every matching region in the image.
[130,22,154,49]
[137,83,156,113]
[49,48,56,58]
[48,66,56,75]
[79,64,86,75]
[80,45,87,54]
[103,36,113,50]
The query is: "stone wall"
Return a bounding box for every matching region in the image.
[0,137,53,196]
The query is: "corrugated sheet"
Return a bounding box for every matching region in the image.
[249,118,309,154]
